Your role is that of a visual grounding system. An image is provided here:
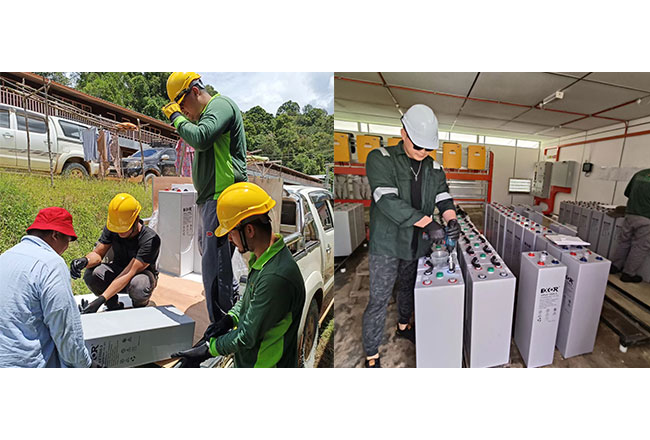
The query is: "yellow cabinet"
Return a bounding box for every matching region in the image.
[442,142,462,169]
[356,135,382,163]
[334,132,354,162]
[468,145,486,170]
[387,137,402,146]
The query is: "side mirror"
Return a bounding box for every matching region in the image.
[161,154,170,161]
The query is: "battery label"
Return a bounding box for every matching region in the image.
[562,276,575,315]
[87,334,142,368]
[537,286,561,323]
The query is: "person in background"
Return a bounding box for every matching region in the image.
[610,168,650,283]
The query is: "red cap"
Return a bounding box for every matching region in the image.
[27,207,77,240]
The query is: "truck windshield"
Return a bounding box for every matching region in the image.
[130,150,158,158]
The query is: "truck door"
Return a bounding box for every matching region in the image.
[15,111,52,171]
[309,192,335,291]
[0,107,16,167]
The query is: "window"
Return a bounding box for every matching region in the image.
[334,120,358,131]
[310,193,334,231]
[130,149,158,158]
[438,131,450,141]
[450,132,477,143]
[59,120,85,140]
[368,123,401,136]
[16,114,47,134]
[485,136,516,147]
[0,109,9,129]
[516,139,540,149]
[509,178,532,193]
[359,122,369,133]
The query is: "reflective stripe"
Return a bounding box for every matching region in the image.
[378,147,389,157]
[373,187,398,202]
[432,160,441,170]
[435,192,453,203]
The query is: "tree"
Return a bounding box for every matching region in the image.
[276,100,301,116]
[35,72,72,87]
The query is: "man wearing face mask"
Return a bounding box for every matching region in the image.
[0,207,95,368]
[71,193,160,314]
[161,72,247,325]
[362,104,460,368]
[171,182,306,368]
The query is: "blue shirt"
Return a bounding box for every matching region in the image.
[0,236,91,368]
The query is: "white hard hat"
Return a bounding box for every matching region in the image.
[401,104,439,150]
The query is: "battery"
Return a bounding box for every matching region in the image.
[570,204,582,227]
[81,306,195,368]
[586,209,604,251]
[558,202,567,224]
[545,241,588,261]
[463,261,516,368]
[414,260,465,368]
[514,251,567,368]
[577,206,593,240]
[608,216,625,259]
[558,223,578,237]
[158,189,198,277]
[496,210,508,256]
[555,251,610,358]
[596,213,616,258]
[503,215,517,268]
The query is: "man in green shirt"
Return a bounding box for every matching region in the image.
[610,168,650,283]
[363,104,460,368]
[171,182,306,368]
[162,72,247,325]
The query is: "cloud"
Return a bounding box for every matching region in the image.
[198,72,333,114]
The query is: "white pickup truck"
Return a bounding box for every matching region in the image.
[0,103,99,177]
[280,185,335,367]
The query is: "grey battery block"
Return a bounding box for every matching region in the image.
[514,251,567,368]
[81,305,195,368]
[556,250,610,358]
[414,259,465,368]
[463,261,516,368]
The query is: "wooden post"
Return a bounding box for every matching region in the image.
[21,79,32,174]
[137,118,145,188]
[44,80,54,187]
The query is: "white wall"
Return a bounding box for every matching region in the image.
[541,116,650,214]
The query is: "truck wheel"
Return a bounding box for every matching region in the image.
[62,162,89,178]
[298,297,319,368]
[144,172,156,186]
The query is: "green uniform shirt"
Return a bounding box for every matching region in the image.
[624,168,650,220]
[209,235,306,368]
[173,94,248,205]
[366,141,455,260]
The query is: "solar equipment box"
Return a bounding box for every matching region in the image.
[81,306,195,368]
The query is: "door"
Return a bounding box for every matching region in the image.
[0,108,16,167]
[309,192,335,292]
[15,112,52,171]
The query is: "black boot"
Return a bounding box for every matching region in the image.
[609,265,620,275]
[105,295,124,311]
[620,273,643,283]
[396,323,416,344]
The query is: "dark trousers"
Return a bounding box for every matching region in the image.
[362,254,418,357]
[197,199,235,323]
[84,262,157,308]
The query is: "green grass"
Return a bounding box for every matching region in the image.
[0,172,153,295]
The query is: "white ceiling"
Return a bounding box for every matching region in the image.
[334,72,650,141]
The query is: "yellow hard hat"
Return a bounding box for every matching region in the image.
[107,193,142,233]
[215,183,276,237]
[166,72,202,104]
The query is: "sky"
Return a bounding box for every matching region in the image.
[198,72,333,115]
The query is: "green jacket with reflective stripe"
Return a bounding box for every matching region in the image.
[173,94,247,205]
[624,168,650,220]
[366,141,455,260]
[209,235,306,368]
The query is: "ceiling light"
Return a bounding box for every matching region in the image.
[541,91,564,107]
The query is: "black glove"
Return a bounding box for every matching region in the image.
[201,315,234,343]
[80,296,106,314]
[90,360,105,368]
[171,343,212,368]
[446,219,461,243]
[70,257,88,280]
[423,220,446,243]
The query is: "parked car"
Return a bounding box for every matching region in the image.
[279,185,335,367]
[0,104,99,177]
[122,147,177,183]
